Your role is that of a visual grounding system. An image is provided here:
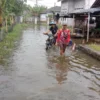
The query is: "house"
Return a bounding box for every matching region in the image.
[59,0,100,42]
[40,6,61,22]
[40,10,47,22]
[58,0,95,26]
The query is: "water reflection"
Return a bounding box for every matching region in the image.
[0,25,100,100]
[55,57,69,84]
[46,49,69,84]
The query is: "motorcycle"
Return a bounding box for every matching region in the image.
[45,33,55,50]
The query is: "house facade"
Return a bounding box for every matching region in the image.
[59,0,95,26]
[40,6,61,22]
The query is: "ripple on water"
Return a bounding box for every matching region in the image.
[0,26,100,100]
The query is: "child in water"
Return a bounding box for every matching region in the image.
[56,22,76,55]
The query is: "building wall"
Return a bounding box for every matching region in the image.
[74,0,85,10]
[61,0,73,14]
[60,0,95,26]
[40,14,47,22]
[61,0,86,14]
[61,0,96,13]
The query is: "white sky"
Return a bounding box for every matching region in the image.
[27,0,61,8]
[27,0,96,8]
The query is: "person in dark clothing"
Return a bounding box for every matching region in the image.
[49,24,58,35]
[55,13,60,24]
[44,21,58,45]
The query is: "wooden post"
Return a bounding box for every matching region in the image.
[87,13,90,42]
[47,17,49,25]
[72,14,75,34]
[35,17,37,24]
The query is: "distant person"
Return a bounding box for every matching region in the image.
[55,13,60,24]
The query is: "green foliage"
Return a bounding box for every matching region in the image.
[32,5,47,16]
[0,0,27,17]
[89,44,100,51]
[0,23,28,64]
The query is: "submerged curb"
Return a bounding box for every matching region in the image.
[78,45,100,61]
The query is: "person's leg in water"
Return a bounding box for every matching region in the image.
[63,44,67,53]
[72,43,76,51]
[60,44,66,56]
[53,36,57,45]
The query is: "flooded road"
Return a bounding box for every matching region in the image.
[0,25,100,100]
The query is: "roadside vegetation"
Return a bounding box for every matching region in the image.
[0,23,28,64]
[0,0,47,64]
[89,44,100,51]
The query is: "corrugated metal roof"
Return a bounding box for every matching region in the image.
[47,6,61,13]
[92,0,100,8]
[71,7,100,14]
[41,6,61,14]
[60,7,100,17]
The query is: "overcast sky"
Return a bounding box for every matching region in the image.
[27,0,95,8]
[27,0,61,8]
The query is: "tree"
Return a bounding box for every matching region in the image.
[32,5,47,17]
[0,0,6,27]
[0,0,27,30]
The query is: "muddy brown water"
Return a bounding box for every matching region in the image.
[0,25,100,100]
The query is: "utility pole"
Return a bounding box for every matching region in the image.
[35,0,37,24]
[33,0,41,24]
[54,2,56,7]
[36,0,42,6]
[36,0,38,6]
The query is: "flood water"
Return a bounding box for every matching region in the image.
[0,25,100,100]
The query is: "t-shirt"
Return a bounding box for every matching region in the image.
[57,29,70,44]
[49,26,58,35]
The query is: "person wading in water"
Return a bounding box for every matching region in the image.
[56,22,71,56]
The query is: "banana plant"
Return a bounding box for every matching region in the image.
[0,0,6,28]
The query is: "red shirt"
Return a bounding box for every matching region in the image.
[57,29,70,44]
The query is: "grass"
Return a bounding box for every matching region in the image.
[0,23,28,64]
[88,44,100,51]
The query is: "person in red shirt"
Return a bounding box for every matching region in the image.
[56,23,71,55]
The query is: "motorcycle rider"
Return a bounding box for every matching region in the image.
[44,21,58,45]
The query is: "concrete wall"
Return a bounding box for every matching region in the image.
[78,45,100,61]
[59,17,74,26]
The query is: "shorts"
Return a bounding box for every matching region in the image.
[59,40,73,52]
[59,42,67,52]
[68,40,73,46]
